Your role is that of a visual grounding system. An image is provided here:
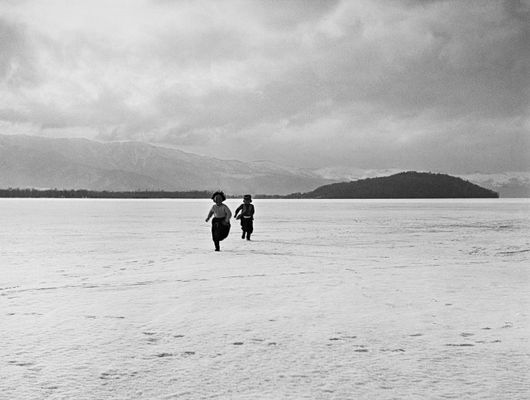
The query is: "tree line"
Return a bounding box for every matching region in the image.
[0,188,214,198]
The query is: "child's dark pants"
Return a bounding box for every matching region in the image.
[241,217,253,240]
[211,217,230,250]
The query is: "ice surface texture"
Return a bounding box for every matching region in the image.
[1,199,529,399]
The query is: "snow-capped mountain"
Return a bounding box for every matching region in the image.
[1,134,527,197]
[0,134,331,195]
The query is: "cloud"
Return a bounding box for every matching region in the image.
[0,0,528,173]
[0,17,40,89]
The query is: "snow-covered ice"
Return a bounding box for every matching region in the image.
[1,199,529,399]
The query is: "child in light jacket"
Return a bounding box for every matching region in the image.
[205,191,232,251]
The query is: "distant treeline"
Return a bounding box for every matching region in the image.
[0,188,214,199]
[0,172,499,199]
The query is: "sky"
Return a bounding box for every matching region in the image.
[0,0,528,173]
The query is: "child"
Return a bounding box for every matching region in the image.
[205,191,232,251]
[234,194,255,240]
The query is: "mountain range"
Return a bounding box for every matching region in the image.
[0,134,528,197]
[0,134,330,195]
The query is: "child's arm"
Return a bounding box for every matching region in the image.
[205,208,214,222]
[249,204,255,217]
[224,205,232,223]
[234,204,243,218]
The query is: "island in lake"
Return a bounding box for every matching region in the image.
[285,172,499,199]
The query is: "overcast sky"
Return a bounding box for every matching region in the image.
[0,0,528,173]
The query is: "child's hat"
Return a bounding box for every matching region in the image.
[243,194,252,202]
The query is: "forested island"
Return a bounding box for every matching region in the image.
[287,172,499,199]
[0,172,498,199]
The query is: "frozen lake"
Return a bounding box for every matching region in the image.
[1,199,529,399]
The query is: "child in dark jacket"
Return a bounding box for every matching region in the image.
[234,194,255,240]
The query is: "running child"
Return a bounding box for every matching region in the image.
[205,191,232,251]
[234,194,255,240]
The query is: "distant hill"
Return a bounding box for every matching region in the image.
[312,168,530,198]
[298,172,499,198]
[0,134,331,195]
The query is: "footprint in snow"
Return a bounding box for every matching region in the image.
[99,370,123,380]
[8,360,34,367]
[156,352,174,358]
